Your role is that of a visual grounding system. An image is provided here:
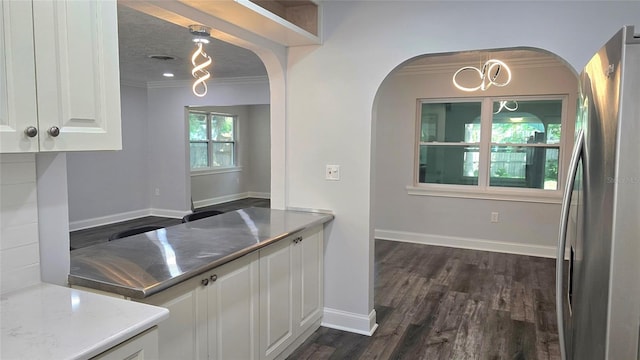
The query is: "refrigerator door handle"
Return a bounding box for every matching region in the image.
[556,129,584,360]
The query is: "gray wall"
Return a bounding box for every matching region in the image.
[67,79,270,229]
[189,104,271,207]
[146,80,270,216]
[67,85,150,224]
[247,104,271,195]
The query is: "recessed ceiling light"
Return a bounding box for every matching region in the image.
[162,72,174,78]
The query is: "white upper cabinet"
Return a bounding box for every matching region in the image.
[0,0,122,153]
[0,1,39,153]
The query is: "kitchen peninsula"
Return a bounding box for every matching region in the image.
[69,207,334,360]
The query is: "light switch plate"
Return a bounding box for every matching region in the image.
[326,165,340,180]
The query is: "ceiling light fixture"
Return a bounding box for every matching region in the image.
[189,24,213,97]
[494,100,518,114]
[452,59,512,92]
[162,72,175,78]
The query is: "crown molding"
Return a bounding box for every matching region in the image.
[395,58,566,77]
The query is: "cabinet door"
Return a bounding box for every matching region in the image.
[31,0,122,151]
[259,237,296,360]
[0,0,39,153]
[137,276,208,360]
[207,252,260,360]
[93,327,160,360]
[294,226,324,332]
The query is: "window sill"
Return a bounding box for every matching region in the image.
[191,166,243,176]
[406,185,562,204]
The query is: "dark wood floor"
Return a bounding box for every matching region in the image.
[70,198,559,359]
[288,240,559,360]
[69,198,270,249]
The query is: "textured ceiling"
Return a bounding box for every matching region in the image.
[117,5,267,84]
[117,5,564,85]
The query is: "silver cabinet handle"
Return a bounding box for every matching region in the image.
[201,278,209,286]
[24,126,38,138]
[556,129,584,360]
[48,126,60,137]
[210,274,217,282]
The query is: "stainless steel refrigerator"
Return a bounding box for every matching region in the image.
[556,25,640,360]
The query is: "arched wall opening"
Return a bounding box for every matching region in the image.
[119,1,289,212]
[370,47,578,294]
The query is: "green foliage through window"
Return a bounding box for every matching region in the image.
[189,111,236,170]
[417,97,564,190]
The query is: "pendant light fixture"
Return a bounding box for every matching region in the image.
[189,25,213,97]
[453,59,512,92]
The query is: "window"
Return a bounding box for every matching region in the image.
[189,111,237,170]
[416,96,565,196]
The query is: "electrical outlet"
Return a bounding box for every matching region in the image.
[491,212,499,223]
[325,165,340,181]
[155,188,160,196]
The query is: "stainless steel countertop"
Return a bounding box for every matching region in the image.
[68,208,333,299]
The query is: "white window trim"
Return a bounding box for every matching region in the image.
[410,95,569,203]
[406,184,562,204]
[190,166,243,177]
[188,111,238,172]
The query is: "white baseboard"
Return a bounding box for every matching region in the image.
[70,193,271,231]
[69,209,152,231]
[321,307,378,336]
[192,192,270,209]
[69,208,186,231]
[247,191,270,199]
[149,208,188,219]
[375,229,558,258]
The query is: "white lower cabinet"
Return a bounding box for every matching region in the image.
[208,252,260,360]
[139,225,323,360]
[138,252,259,360]
[294,226,324,333]
[259,235,296,360]
[92,327,160,360]
[260,226,324,360]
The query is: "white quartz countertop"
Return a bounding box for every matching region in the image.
[1,283,169,360]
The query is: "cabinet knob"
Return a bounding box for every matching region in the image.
[48,126,60,137]
[201,278,209,286]
[210,274,217,282]
[24,126,38,138]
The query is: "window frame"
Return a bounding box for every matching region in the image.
[188,110,239,173]
[409,95,569,204]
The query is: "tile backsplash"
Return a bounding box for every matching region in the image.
[1,154,40,294]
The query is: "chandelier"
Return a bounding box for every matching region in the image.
[452,59,512,92]
[189,25,213,97]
